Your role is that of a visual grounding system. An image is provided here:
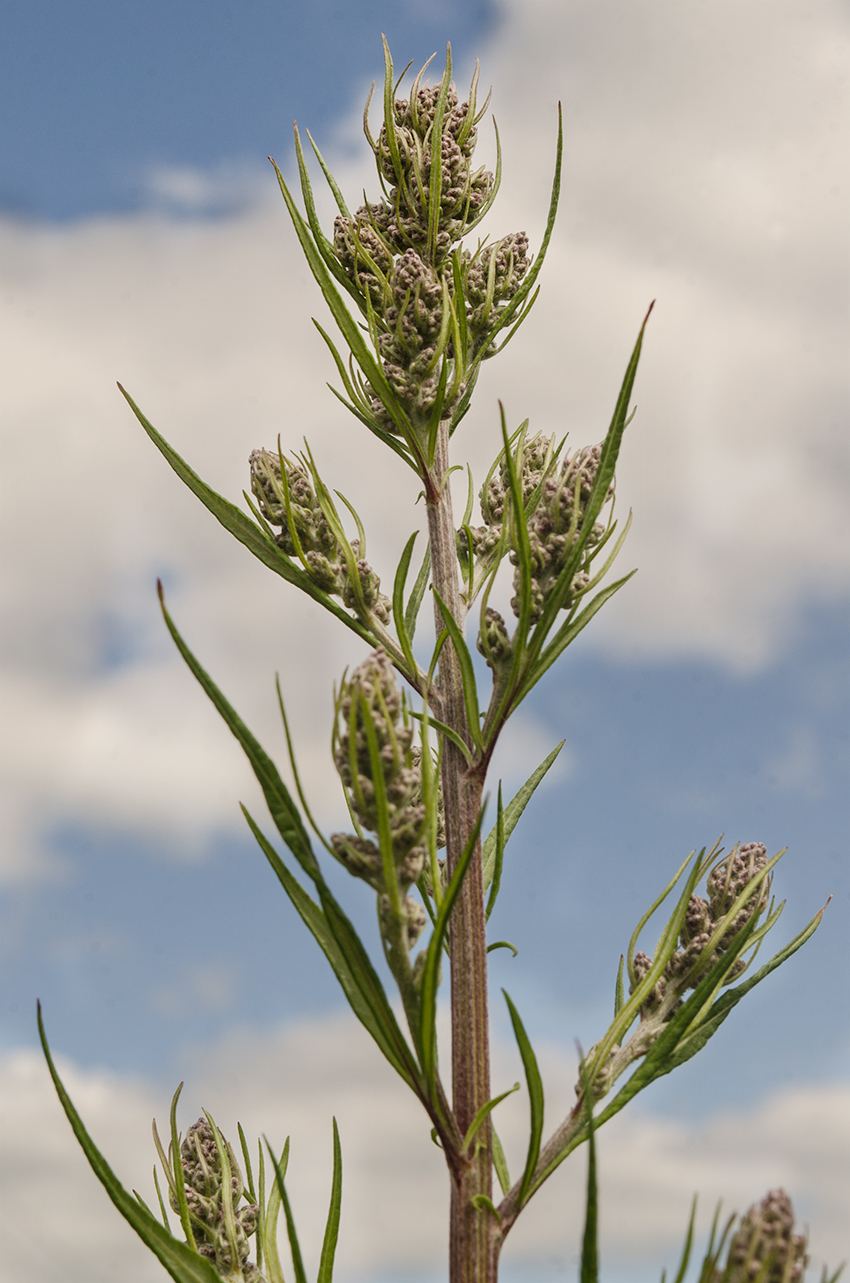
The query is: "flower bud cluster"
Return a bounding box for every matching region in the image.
[513,442,608,623]
[331,649,427,951]
[463,232,530,347]
[171,1116,262,1281]
[723,1189,808,1283]
[331,63,529,436]
[631,843,770,1019]
[249,448,390,623]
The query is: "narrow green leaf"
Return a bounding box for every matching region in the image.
[419,807,487,1091]
[408,709,474,765]
[269,159,421,461]
[292,123,360,302]
[482,742,564,892]
[169,1084,196,1249]
[392,532,420,678]
[37,1005,222,1283]
[462,1083,520,1150]
[431,587,483,753]
[305,128,352,219]
[119,386,377,646]
[668,1197,698,1283]
[157,589,319,880]
[517,573,636,703]
[614,956,625,1018]
[238,1122,256,1205]
[492,1125,511,1197]
[480,106,561,347]
[485,785,506,921]
[404,539,432,640]
[242,809,420,1092]
[503,991,544,1208]
[487,940,518,957]
[527,304,653,656]
[267,1140,308,1283]
[579,1075,599,1283]
[317,1119,343,1283]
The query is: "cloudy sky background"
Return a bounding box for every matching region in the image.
[1,1,848,1280]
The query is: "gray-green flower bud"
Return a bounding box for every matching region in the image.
[249,449,390,623]
[171,1116,262,1281]
[331,649,426,896]
[724,1189,808,1283]
[477,606,513,671]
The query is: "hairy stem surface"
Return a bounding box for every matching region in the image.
[426,422,496,1282]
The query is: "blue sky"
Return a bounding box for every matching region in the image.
[1,1,848,1280]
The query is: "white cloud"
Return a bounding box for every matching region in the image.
[1,0,847,881]
[2,1014,847,1282]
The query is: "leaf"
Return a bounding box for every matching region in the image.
[462,1083,520,1150]
[482,742,564,893]
[119,386,377,647]
[479,105,561,349]
[158,588,319,880]
[418,806,487,1093]
[267,1140,308,1283]
[503,991,544,1209]
[487,940,518,957]
[578,1068,599,1283]
[243,809,421,1093]
[517,572,636,703]
[408,708,475,764]
[667,1197,698,1283]
[492,1125,511,1197]
[38,1005,222,1283]
[317,1119,343,1283]
[527,304,653,654]
[431,587,483,754]
[269,158,421,463]
[404,539,432,640]
[392,531,420,681]
[614,956,625,1018]
[485,785,506,921]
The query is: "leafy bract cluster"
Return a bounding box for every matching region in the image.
[272,39,554,475]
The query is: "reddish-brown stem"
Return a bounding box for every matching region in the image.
[426,422,497,1282]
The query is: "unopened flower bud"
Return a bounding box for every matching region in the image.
[477,607,513,670]
[725,1189,808,1282]
[170,1116,262,1280]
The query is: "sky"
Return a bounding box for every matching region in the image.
[1,1,849,1281]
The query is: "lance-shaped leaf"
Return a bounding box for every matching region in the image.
[577,1058,599,1283]
[317,1120,343,1283]
[242,810,420,1092]
[158,586,319,880]
[267,1140,308,1283]
[482,741,564,897]
[392,531,422,693]
[432,587,484,754]
[120,387,378,648]
[269,158,424,467]
[38,1005,222,1283]
[503,991,544,1210]
[525,304,653,664]
[159,591,423,1095]
[418,806,486,1096]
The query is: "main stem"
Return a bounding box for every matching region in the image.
[426,422,496,1282]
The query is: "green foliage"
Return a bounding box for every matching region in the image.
[41,39,832,1283]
